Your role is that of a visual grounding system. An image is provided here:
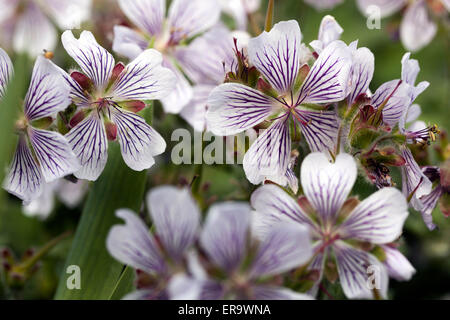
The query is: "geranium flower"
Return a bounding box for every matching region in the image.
[251,152,412,299]
[196,201,313,300]
[357,0,448,52]
[2,53,79,202]
[0,0,91,57]
[107,186,201,300]
[113,0,221,113]
[206,20,353,186]
[60,30,175,181]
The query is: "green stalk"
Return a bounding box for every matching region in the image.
[264,0,275,32]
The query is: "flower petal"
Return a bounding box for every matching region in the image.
[295,108,339,153]
[207,83,275,136]
[28,128,80,182]
[160,59,193,114]
[111,49,175,101]
[297,40,353,104]
[13,2,57,57]
[118,0,165,37]
[168,0,220,43]
[248,20,302,94]
[250,222,313,278]
[339,187,409,244]
[66,112,108,181]
[180,84,213,132]
[61,30,115,90]
[401,52,429,101]
[301,152,357,223]
[23,181,56,219]
[43,0,91,29]
[371,80,411,126]
[0,47,13,98]
[347,47,374,105]
[146,186,200,261]
[112,25,148,61]
[243,118,291,185]
[3,135,43,202]
[200,202,251,273]
[400,0,437,52]
[168,274,202,300]
[357,0,406,18]
[334,241,388,299]
[111,107,166,171]
[0,0,18,24]
[251,285,313,300]
[107,209,166,275]
[419,184,441,231]
[251,184,319,239]
[381,245,415,281]
[24,56,71,121]
[310,15,343,53]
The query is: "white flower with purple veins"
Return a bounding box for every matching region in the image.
[60,31,175,181]
[175,26,249,131]
[206,20,353,186]
[107,186,201,300]
[198,202,313,300]
[1,52,79,202]
[251,152,413,299]
[113,0,220,114]
[304,0,344,10]
[219,0,261,30]
[0,0,91,57]
[357,0,448,52]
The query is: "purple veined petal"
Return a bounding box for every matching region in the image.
[110,107,166,171]
[248,20,302,94]
[371,80,411,126]
[249,222,313,278]
[12,2,57,57]
[310,15,343,54]
[61,30,115,90]
[338,187,409,244]
[199,280,226,300]
[251,184,319,239]
[400,53,429,101]
[251,285,313,300]
[28,127,80,182]
[0,47,13,98]
[419,184,441,231]
[243,117,291,185]
[160,58,193,114]
[297,40,353,105]
[400,146,432,211]
[118,0,165,37]
[3,135,44,202]
[300,152,357,224]
[167,274,202,300]
[65,111,108,181]
[200,202,251,273]
[333,240,388,299]
[175,25,236,85]
[168,0,220,44]
[347,47,375,105]
[304,0,344,10]
[180,84,214,132]
[107,209,167,276]
[263,166,299,194]
[400,0,437,52]
[381,245,415,281]
[306,243,327,297]
[122,289,166,300]
[112,25,148,61]
[357,0,407,18]
[24,56,71,121]
[295,108,339,153]
[206,83,276,136]
[146,186,200,262]
[111,49,175,101]
[42,0,91,29]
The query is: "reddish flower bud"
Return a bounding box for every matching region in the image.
[71,71,93,91]
[110,62,126,83]
[105,121,117,141]
[70,110,88,128]
[121,100,146,113]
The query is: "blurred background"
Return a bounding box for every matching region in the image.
[0,0,448,299]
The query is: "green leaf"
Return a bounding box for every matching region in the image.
[54,106,154,300]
